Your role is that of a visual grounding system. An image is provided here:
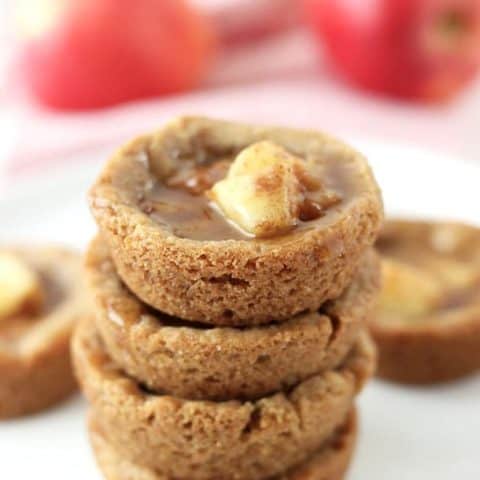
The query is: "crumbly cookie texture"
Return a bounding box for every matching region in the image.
[88,409,358,480]
[89,116,383,326]
[371,220,480,384]
[0,247,87,418]
[73,317,374,480]
[86,236,379,400]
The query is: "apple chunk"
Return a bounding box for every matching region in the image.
[379,259,441,317]
[208,141,308,238]
[0,253,44,321]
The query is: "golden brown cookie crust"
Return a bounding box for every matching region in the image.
[370,313,480,384]
[371,220,480,384]
[89,116,383,326]
[88,409,357,480]
[73,317,374,480]
[0,247,87,418]
[86,236,380,399]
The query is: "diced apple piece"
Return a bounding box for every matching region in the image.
[228,141,296,176]
[379,258,441,317]
[0,253,44,321]
[208,141,305,237]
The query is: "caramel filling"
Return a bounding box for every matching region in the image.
[141,141,353,241]
[207,141,343,238]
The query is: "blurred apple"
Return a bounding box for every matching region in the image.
[16,0,216,109]
[303,0,480,102]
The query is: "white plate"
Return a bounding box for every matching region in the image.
[0,139,479,479]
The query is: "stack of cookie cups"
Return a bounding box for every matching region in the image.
[73,117,384,480]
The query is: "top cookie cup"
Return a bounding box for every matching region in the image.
[89,116,383,326]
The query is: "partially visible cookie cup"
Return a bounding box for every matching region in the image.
[88,409,358,480]
[72,317,375,480]
[371,220,480,384]
[370,310,480,384]
[89,116,383,326]
[0,247,87,418]
[86,236,380,400]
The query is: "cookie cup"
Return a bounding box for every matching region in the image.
[89,116,383,325]
[87,236,379,399]
[88,409,358,480]
[372,220,480,384]
[0,247,87,418]
[73,317,374,480]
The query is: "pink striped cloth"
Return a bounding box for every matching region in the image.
[3,25,480,180]
[5,30,316,176]
[2,0,302,178]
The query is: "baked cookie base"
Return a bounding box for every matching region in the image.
[370,313,480,384]
[87,236,380,400]
[88,409,358,480]
[73,317,374,480]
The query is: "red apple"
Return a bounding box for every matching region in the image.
[303,0,480,101]
[16,0,216,110]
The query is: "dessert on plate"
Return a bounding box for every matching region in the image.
[86,235,379,400]
[80,116,383,480]
[0,247,86,418]
[73,317,374,480]
[371,220,480,384]
[89,116,383,325]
